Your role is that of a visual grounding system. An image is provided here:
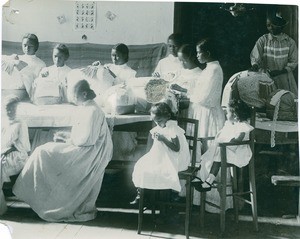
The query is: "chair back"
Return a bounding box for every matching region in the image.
[177,117,199,168]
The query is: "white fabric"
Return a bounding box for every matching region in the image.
[13,100,113,222]
[18,55,46,95]
[154,54,183,81]
[104,63,137,85]
[1,120,30,183]
[33,65,71,97]
[132,120,190,191]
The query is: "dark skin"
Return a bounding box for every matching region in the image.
[249,18,287,77]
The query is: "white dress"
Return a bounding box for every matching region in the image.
[32,64,72,104]
[18,55,46,96]
[1,119,30,215]
[13,100,113,222]
[104,63,137,85]
[154,54,183,81]
[132,120,190,192]
[200,121,254,180]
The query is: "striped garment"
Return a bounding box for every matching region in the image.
[250,33,298,94]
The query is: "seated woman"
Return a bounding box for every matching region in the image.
[13,80,113,222]
[31,44,71,105]
[2,33,46,99]
[1,95,31,215]
[152,33,184,81]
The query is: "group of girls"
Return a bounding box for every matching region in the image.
[1,12,297,219]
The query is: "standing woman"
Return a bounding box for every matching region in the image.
[189,38,225,153]
[13,80,113,222]
[189,38,230,213]
[250,14,298,94]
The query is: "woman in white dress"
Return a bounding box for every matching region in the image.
[13,80,113,222]
[153,33,185,81]
[131,102,190,204]
[188,38,227,213]
[1,96,30,215]
[2,33,46,99]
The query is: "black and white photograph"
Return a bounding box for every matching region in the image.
[0,0,299,238]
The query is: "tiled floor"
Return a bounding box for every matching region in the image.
[1,145,300,239]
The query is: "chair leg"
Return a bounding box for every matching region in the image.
[138,188,145,234]
[232,166,239,223]
[185,179,191,239]
[200,191,206,228]
[220,147,227,234]
[249,160,258,231]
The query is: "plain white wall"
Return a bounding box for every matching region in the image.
[2,0,174,44]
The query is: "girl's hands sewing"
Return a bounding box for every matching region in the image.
[53,131,71,143]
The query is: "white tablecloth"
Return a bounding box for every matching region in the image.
[16,102,151,128]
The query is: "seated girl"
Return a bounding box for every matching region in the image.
[192,99,254,192]
[31,44,71,105]
[2,33,46,99]
[131,102,190,204]
[1,95,30,215]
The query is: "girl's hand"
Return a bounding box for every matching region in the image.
[268,69,287,77]
[152,72,161,78]
[153,132,166,142]
[92,61,102,67]
[40,68,49,77]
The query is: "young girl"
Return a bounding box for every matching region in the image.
[192,99,254,192]
[31,44,71,105]
[153,33,184,81]
[250,14,298,95]
[1,95,31,215]
[131,102,190,204]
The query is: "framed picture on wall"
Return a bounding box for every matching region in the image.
[74,1,97,31]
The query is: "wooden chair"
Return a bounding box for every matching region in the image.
[137,117,199,239]
[198,107,258,235]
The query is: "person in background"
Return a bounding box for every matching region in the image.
[1,95,30,215]
[131,102,190,204]
[31,44,71,105]
[152,33,185,82]
[250,13,298,95]
[168,44,203,116]
[13,80,113,222]
[93,43,137,85]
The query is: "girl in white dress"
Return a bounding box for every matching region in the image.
[153,33,185,81]
[192,99,254,192]
[1,95,30,215]
[131,102,190,204]
[31,44,71,105]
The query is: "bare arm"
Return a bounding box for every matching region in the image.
[154,133,180,152]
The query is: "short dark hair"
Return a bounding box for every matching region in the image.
[229,99,251,121]
[54,44,70,61]
[178,44,197,62]
[196,38,218,60]
[112,43,129,63]
[22,33,39,52]
[168,33,184,46]
[150,102,173,119]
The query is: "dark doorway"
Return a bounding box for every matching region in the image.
[174,3,298,85]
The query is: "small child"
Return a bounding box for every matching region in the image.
[192,99,254,192]
[131,102,190,204]
[1,95,30,215]
[31,44,71,105]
